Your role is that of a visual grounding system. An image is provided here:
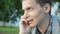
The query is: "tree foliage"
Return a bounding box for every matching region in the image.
[52,0,60,13]
[0,0,23,23]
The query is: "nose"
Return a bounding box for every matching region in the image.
[23,14,29,19]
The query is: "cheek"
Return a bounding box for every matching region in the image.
[28,11,41,20]
[32,10,45,22]
[29,12,38,18]
[28,8,44,20]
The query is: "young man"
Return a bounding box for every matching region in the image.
[20,0,60,34]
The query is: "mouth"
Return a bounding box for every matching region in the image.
[27,19,33,25]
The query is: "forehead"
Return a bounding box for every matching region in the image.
[22,0,39,9]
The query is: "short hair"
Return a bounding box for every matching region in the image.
[36,0,51,14]
[36,0,51,6]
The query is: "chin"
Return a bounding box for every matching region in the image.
[29,24,37,28]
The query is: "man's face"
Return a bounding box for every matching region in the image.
[22,0,48,27]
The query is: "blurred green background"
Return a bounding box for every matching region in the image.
[0,0,22,34]
[0,0,60,34]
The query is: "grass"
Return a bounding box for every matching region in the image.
[0,27,19,34]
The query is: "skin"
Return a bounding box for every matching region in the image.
[20,0,50,34]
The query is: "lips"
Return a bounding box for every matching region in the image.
[26,19,33,25]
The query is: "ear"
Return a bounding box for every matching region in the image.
[44,3,50,14]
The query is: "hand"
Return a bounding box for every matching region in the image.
[20,16,32,34]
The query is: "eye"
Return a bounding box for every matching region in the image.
[26,7,32,11]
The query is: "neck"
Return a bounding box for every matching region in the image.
[38,14,50,34]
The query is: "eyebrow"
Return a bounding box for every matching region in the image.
[22,6,31,10]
